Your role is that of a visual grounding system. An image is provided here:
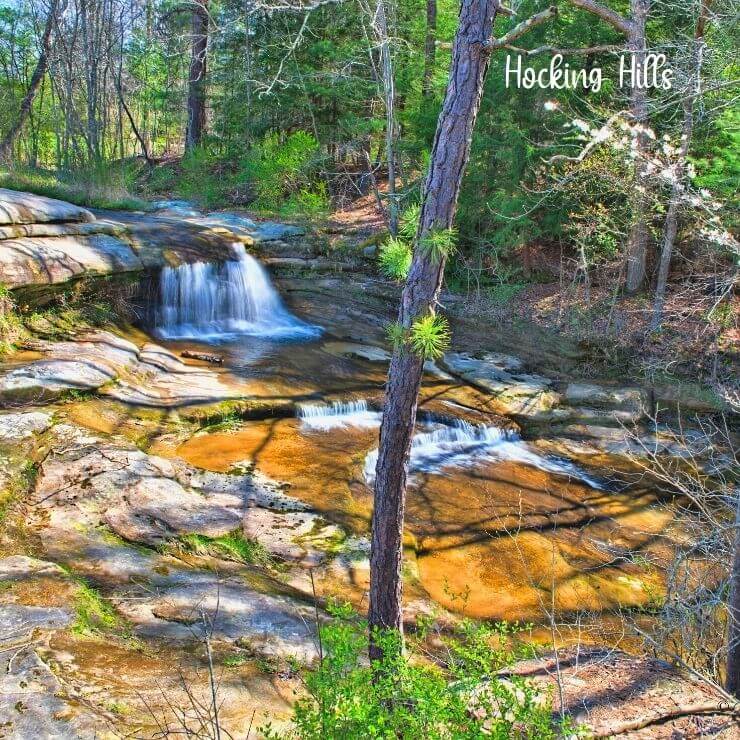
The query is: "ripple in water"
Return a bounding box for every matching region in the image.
[363,419,604,490]
[155,244,322,342]
[299,400,381,431]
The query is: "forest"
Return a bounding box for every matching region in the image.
[0,0,738,736]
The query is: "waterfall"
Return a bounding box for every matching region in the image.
[298,399,381,430]
[363,419,604,489]
[155,244,321,341]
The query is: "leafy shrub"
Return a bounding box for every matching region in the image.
[263,605,576,739]
[242,130,325,211]
[378,237,412,280]
[281,184,331,221]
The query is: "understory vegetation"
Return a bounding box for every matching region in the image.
[263,604,578,739]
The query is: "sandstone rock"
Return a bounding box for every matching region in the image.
[0,330,244,406]
[0,219,126,241]
[564,382,648,414]
[0,555,66,581]
[27,427,325,661]
[0,234,142,288]
[322,341,391,363]
[204,212,257,230]
[0,411,53,440]
[0,188,94,225]
[441,352,560,417]
[0,646,102,739]
[243,507,343,567]
[252,222,305,242]
[151,200,203,218]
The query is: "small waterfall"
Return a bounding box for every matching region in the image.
[364,419,604,489]
[299,399,381,431]
[155,244,321,341]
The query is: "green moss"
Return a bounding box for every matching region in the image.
[71,581,120,635]
[223,653,249,668]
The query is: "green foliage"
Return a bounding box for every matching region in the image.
[243,131,324,211]
[263,605,575,739]
[0,284,26,357]
[378,237,412,281]
[171,530,275,568]
[409,313,450,360]
[0,165,146,210]
[398,203,421,239]
[418,227,458,263]
[280,183,331,221]
[385,320,407,349]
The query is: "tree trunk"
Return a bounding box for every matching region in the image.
[727,491,740,698]
[0,0,59,163]
[368,0,499,660]
[624,0,651,294]
[185,0,209,152]
[651,0,709,330]
[376,0,399,235]
[422,0,437,98]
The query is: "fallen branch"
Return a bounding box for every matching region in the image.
[591,702,740,737]
[181,350,224,364]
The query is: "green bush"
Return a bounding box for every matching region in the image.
[263,605,577,739]
[242,130,325,211]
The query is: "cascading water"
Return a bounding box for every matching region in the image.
[363,419,604,489]
[298,399,381,430]
[155,244,321,341]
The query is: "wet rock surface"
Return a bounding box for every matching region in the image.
[0,330,244,406]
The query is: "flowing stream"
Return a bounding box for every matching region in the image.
[155,244,321,341]
[297,402,604,489]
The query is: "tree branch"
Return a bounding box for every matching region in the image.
[489,6,558,49]
[504,42,623,56]
[437,6,558,52]
[568,0,632,36]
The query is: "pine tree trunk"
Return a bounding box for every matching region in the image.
[0,0,58,163]
[368,0,499,659]
[624,0,651,294]
[185,0,209,152]
[422,0,437,98]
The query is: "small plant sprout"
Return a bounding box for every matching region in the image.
[398,203,421,239]
[385,320,407,349]
[378,237,412,281]
[409,313,450,360]
[418,227,458,263]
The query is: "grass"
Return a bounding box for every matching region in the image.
[0,165,148,211]
[169,530,275,569]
